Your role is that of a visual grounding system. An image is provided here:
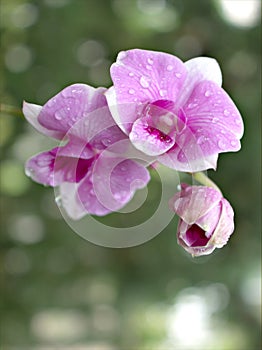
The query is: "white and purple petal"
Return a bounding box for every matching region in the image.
[106,49,187,132]
[184,80,244,150]
[38,84,107,135]
[25,147,94,187]
[59,182,88,220]
[23,101,64,139]
[176,57,222,107]
[77,155,150,216]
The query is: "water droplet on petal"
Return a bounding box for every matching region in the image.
[129,89,135,94]
[120,165,126,171]
[140,76,150,88]
[212,117,219,123]
[114,190,127,202]
[197,135,206,145]
[147,58,153,65]
[54,111,63,120]
[128,72,134,77]
[224,109,230,116]
[235,118,241,125]
[175,72,182,78]
[230,140,237,147]
[187,103,197,109]
[166,65,173,71]
[218,139,227,149]
[205,90,211,97]
[25,167,34,177]
[102,138,112,147]
[146,65,152,70]
[55,195,62,207]
[159,89,167,97]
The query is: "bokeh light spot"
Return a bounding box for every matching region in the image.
[11,3,39,29]
[218,0,261,28]
[5,44,33,73]
[8,214,45,244]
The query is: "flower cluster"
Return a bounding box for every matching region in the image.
[23,49,244,256]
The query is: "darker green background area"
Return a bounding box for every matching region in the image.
[0,0,261,349]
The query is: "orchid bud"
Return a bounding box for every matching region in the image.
[169,184,234,256]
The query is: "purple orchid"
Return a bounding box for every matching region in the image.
[169,184,234,256]
[23,84,150,219]
[106,49,244,172]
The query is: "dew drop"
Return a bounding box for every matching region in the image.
[140,76,150,88]
[102,138,112,146]
[175,72,182,78]
[54,111,63,120]
[166,65,173,71]
[114,190,127,202]
[128,72,134,77]
[129,89,135,94]
[159,89,167,97]
[197,135,206,145]
[188,103,196,109]
[230,140,237,147]
[25,167,34,177]
[235,118,241,125]
[120,165,127,171]
[147,58,153,65]
[55,195,62,207]
[212,117,219,123]
[218,139,227,149]
[146,65,152,70]
[205,90,211,97]
[223,109,230,116]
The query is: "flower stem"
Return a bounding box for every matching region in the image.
[0,104,24,118]
[192,171,222,194]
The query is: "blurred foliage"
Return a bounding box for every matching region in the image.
[0,0,261,349]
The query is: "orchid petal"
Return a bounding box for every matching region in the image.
[177,57,222,107]
[65,102,127,150]
[169,184,222,224]
[78,155,150,215]
[159,148,218,172]
[184,80,244,150]
[59,182,88,220]
[23,101,64,139]
[25,147,94,187]
[38,84,107,135]
[107,49,187,131]
[211,198,234,248]
[130,117,175,156]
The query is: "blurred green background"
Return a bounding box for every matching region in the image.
[0,0,261,349]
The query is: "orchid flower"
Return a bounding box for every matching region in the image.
[169,184,234,256]
[106,49,244,172]
[24,84,150,219]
